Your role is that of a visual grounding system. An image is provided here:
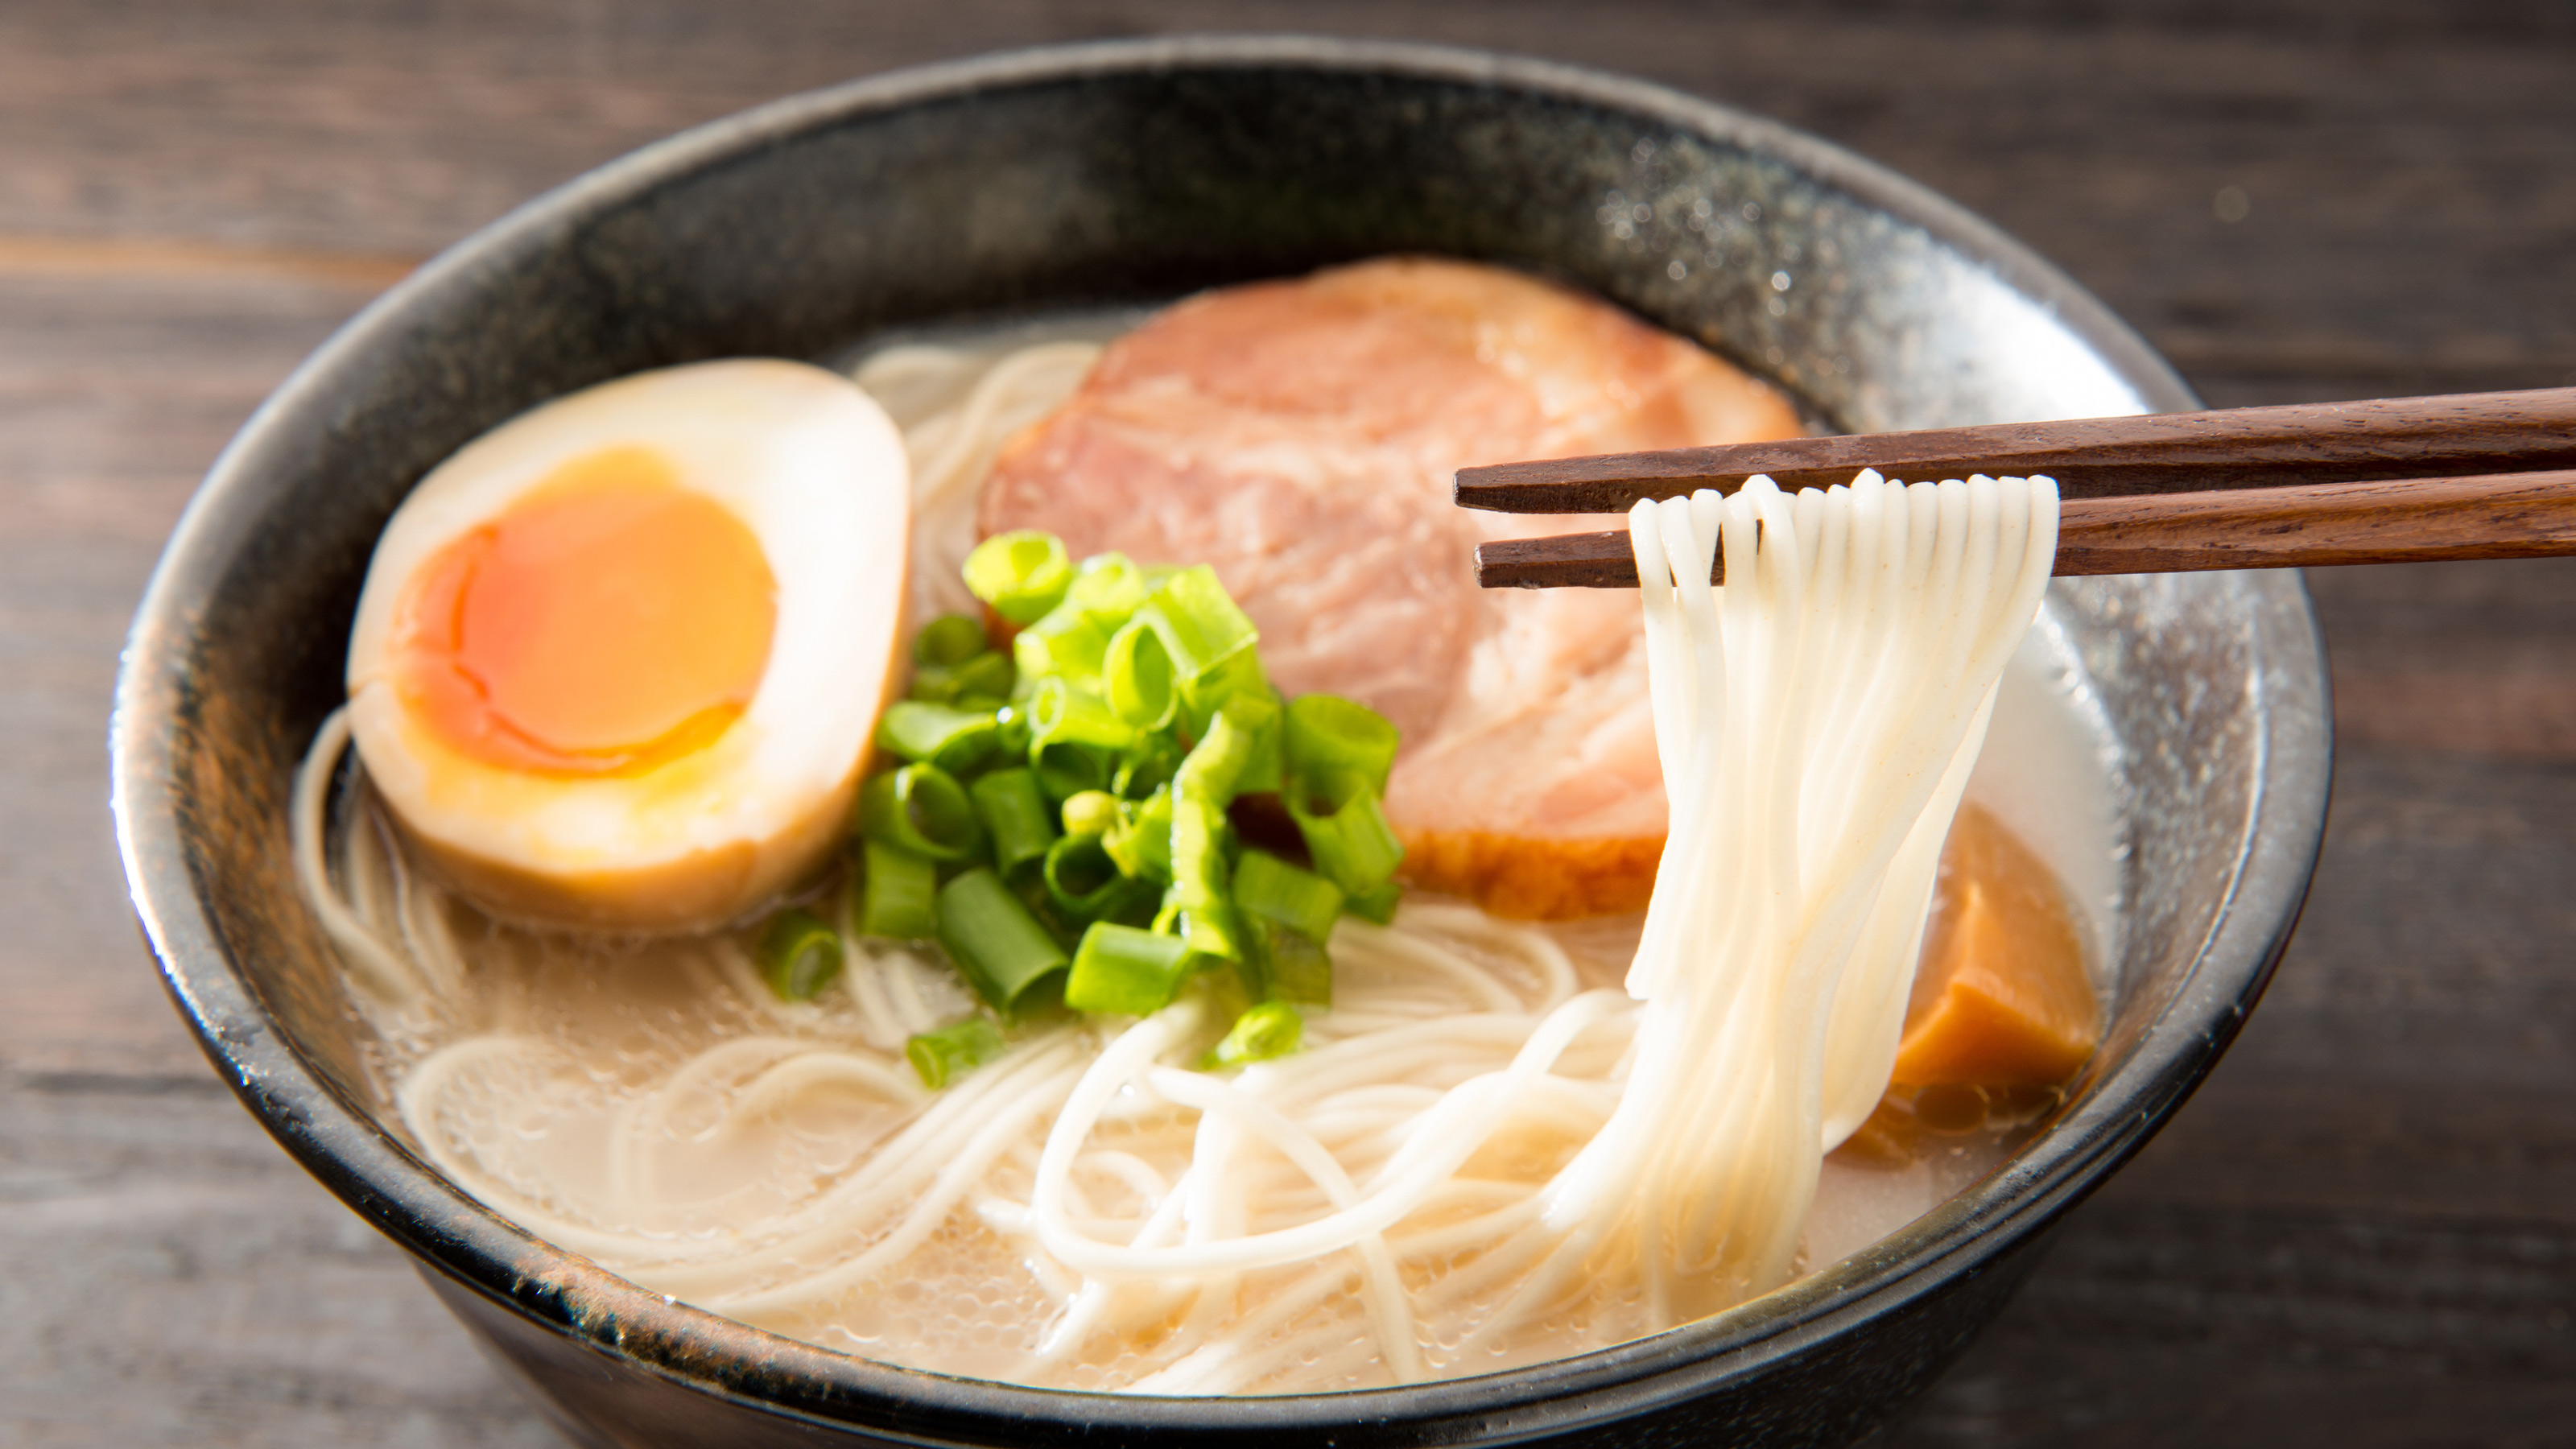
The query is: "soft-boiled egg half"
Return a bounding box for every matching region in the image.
[345,358,908,931]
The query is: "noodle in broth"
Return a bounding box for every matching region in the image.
[297,328,2091,1393]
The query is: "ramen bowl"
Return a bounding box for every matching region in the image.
[112,35,2328,1449]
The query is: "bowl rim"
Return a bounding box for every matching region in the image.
[110,31,2331,1443]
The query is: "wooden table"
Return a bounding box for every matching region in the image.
[5,3,2571,1443]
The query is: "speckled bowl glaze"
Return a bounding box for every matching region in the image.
[113,35,2330,1449]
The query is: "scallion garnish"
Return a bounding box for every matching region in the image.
[1235,852,1341,1006]
[1157,897,1248,968]
[1204,1000,1303,1070]
[1041,832,1113,908]
[1168,795,1233,913]
[1286,766,1404,897]
[1286,692,1400,795]
[913,649,1014,708]
[1136,564,1259,682]
[1059,789,1121,839]
[1031,740,1113,803]
[906,1016,1006,1089]
[1030,675,1134,750]
[1063,922,1196,1017]
[1255,919,1332,1006]
[1174,695,1275,805]
[969,767,1059,885]
[1347,879,1402,926]
[875,700,1000,774]
[1234,848,1344,943]
[857,839,938,939]
[1101,788,1174,882]
[1177,648,1269,745]
[758,907,845,1001]
[964,530,1074,625]
[1064,551,1149,624]
[1043,833,1129,921]
[1029,677,1135,800]
[1012,607,1108,690]
[1113,735,1183,801]
[1108,613,1185,732]
[859,764,985,863]
[834,530,1410,1082]
[993,702,1032,759]
[913,613,992,667]
[935,867,1069,1015]
[1104,618,1180,731]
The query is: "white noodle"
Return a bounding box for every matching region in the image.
[291,707,426,1008]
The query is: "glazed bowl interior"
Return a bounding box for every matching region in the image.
[114,35,2329,1449]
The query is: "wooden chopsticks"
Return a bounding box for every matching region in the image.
[1479,470,2576,587]
[1463,386,2576,588]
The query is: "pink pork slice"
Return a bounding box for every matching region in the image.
[977,257,1804,918]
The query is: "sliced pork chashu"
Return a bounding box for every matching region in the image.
[978,257,1803,917]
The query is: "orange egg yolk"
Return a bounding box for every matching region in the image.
[390,447,778,776]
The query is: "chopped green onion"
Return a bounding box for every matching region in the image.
[1030,677,1135,800]
[969,767,1059,884]
[1042,832,1120,915]
[964,530,1074,625]
[1231,693,1286,796]
[1159,856,1257,959]
[914,613,991,667]
[857,838,939,938]
[1168,795,1233,910]
[1032,741,1113,805]
[1228,937,1271,1003]
[1059,789,1121,839]
[858,765,985,863]
[1113,736,1183,801]
[1286,693,1402,796]
[1104,619,1179,731]
[1234,848,1344,943]
[1064,923,1195,1017]
[935,867,1069,1014]
[1043,835,1160,925]
[1155,894,1247,965]
[919,531,1404,1034]
[1175,695,1275,806]
[758,907,844,1001]
[907,664,964,705]
[913,650,1014,707]
[1177,648,1268,741]
[1285,767,1403,896]
[1205,1001,1303,1069]
[1234,850,1337,1006]
[1137,564,1258,682]
[876,700,999,775]
[993,703,1032,758]
[1066,551,1150,625]
[1255,919,1333,1005]
[907,1016,1006,1089]
[1108,881,1163,927]
[1104,789,1174,882]
[1013,608,1108,690]
[1346,878,1402,926]
[1030,677,1135,753]
[1011,876,1085,952]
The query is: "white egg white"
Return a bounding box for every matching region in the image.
[345,358,909,931]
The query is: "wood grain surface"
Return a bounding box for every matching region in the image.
[4,2,2573,1444]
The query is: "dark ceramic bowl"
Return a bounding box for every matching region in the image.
[112,35,2329,1449]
